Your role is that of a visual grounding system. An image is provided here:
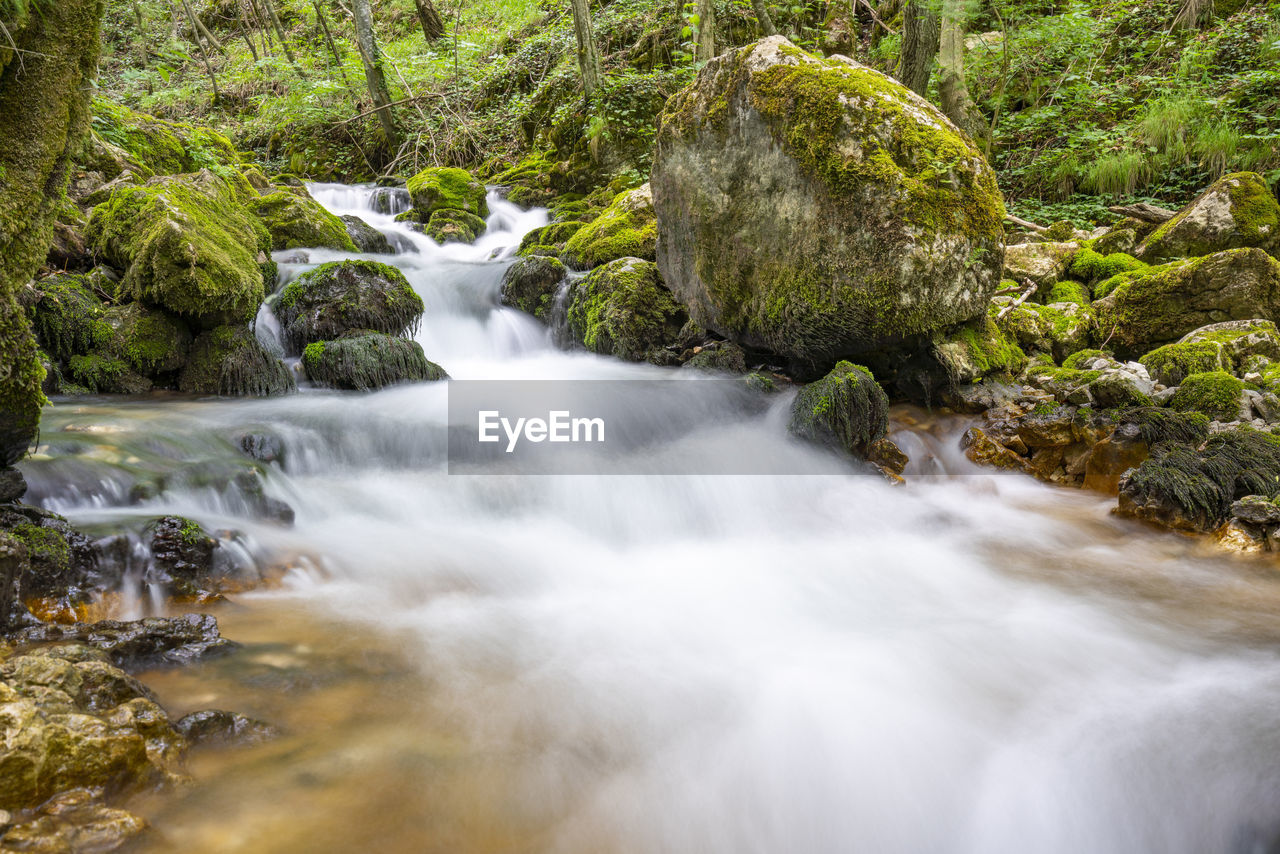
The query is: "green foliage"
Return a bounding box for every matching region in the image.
[1168,370,1248,421]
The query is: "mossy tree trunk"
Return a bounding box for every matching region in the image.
[180,0,222,105]
[694,0,717,63]
[414,0,445,41]
[899,0,939,96]
[938,0,986,144]
[0,0,103,466]
[352,0,399,148]
[568,0,602,98]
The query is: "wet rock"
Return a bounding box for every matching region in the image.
[1229,495,1280,527]
[405,167,488,221]
[249,189,357,252]
[302,333,446,391]
[275,260,424,353]
[174,709,279,747]
[961,427,1028,472]
[931,316,1027,385]
[0,468,25,504]
[867,438,909,475]
[1081,422,1149,494]
[237,431,286,467]
[563,184,656,270]
[341,215,393,254]
[500,255,566,322]
[0,797,148,853]
[14,614,239,670]
[0,504,99,602]
[178,325,295,398]
[651,37,1003,370]
[682,341,749,374]
[789,362,890,459]
[424,208,487,244]
[147,516,216,596]
[565,258,689,366]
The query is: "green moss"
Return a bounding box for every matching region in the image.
[1044,221,1076,241]
[275,260,424,352]
[1046,280,1090,306]
[425,208,487,244]
[1139,341,1231,386]
[26,274,113,364]
[787,361,889,457]
[563,185,656,269]
[248,191,357,252]
[10,522,71,580]
[106,304,191,376]
[1114,407,1211,445]
[566,258,688,364]
[85,170,272,329]
[301,332,445,391]
[405,167,489,219]
[89,98,241,177]
[934,316,1027,382]
[1169,371,1248,421]
[66,353,148,394]
[1063,348,1106,369]
[1068,247,1146,284]
[178,325,295,397]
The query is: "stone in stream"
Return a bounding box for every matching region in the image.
[174,709,279,747]
[274,260,424,353]
[302,333,446,391]
[788,361,890,459]
[651,37,1005,372]
[249,188,357,252]
[14,613,239,670]
[565,258,690,366]
[341,215,394,254]
[405,166,488,221]
[425,208,487,244]
[562,184,656,270]
[501,255,567,322]
[178,325,295,397]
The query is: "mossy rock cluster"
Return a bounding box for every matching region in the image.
[248,189,357,252]
[405,166,489,229]
[652,37,1005,372]
[275,260,424,351]
[787,361,890,458]
[565,258,689,365]
[1135,172,1280,263]
[562,184,656,270]
[301,333,445,391]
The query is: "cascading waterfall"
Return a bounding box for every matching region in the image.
[18,184,1280,854]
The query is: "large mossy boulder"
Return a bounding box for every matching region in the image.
[178,325,294,397]
[1136,172,1280,263]
[1002,242,1076,288]
[565,258,689,365]
[85,170,273,329]
[563,184,657,270]
[301,333,445,391]
[0,0,103,465]
[501,255,567,321]
[87,97,241,179]
[931,316,1027,384]
[405,167,488,220]
[249,189,357,252]
[1092,248,1280,358]
[274,260,423,352]
[787,361,890,458]
[651,36,1005,371]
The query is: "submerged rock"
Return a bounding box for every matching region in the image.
[652,37,1004,370]
[174,709,279,747]
[565,258,689,365]
[302,333,446,391]
[1136,171,1279,263]
[500,256,566,321]
[275,260,424,352]
[788,361,890,458]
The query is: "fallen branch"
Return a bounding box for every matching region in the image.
[1004,214,1048,233]
[858,0,898,34]
[335,92,445,125]
[996,279,1038,320]
[1107,202,1176,223]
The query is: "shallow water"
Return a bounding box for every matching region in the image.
[19,187,1280,854]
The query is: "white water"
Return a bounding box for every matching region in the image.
[20,185,1280,853]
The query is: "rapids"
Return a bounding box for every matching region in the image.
[17,185,1280,854]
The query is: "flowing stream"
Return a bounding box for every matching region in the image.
[17,186,1280,854]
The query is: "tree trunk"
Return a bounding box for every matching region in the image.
[247,0,275,50]
[261,0,297,65]
[899,0,938,96]
[414,0,445,41]
[750,0,776,36]
[695,0,716,62]
[568,0,602,98]
[180,0,222,104]
[352,0,399,145]
[185,0,225,53]
[311,0,349,81]
[938,0,985,142]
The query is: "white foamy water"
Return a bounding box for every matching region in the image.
[20,184,1280,854]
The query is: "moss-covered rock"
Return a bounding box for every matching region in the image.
[1045,280,1090,306]
[0,0,102,465]
[88,97,240,178]
[248,190,357,252]
[1140,341,1232,386]
[500,255,567,321]
[1092,248,1280,358]
[178,325,294,397]
[425,208,487,244]
[682,340,749,373]
[275,260,423,352]
[301,334,445,391]
[1136,172,1280,263]
[788,361,890,458]
[992,299,1094,362]
[1002,241,1076,287]
[405,167,488,220]
[652,37,1005,371]
[1067,246,1146,284]
[565,258,689,365]
[85,170,272,330]
[1178,319,1280,364]
[1092,218,1152,256]
[563,184,656,270]
[25,273,113,366]
[1168,371,1248,421]
[518,221,587,258]
[341,215,393,254]
[931,316,1027,384]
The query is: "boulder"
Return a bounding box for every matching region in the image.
[931,316,1027,384]
[341,215,393,254]
[405,167,488,220]
[178,325,295,397]
[993,299,1093,362]
[1168,371,1250,422]
[147,516,216,596]
[424,208,487,244]
[788,361,890,458]
[500,256,567,321]
[1002,241,1076,287]
[275,260,423,352]
[1178,319,1280,363]
[1092,248,1280,358]
[565,258,689,365]
[174,709,279,746]
[1136,172,1279,263]
[14,614,238,670]
[1139,340,1232,386]
[301,333,445,391]
[249,189,357,252]
[85,170,272,329]
[651,37,1005,370]
[563,184,656,270]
